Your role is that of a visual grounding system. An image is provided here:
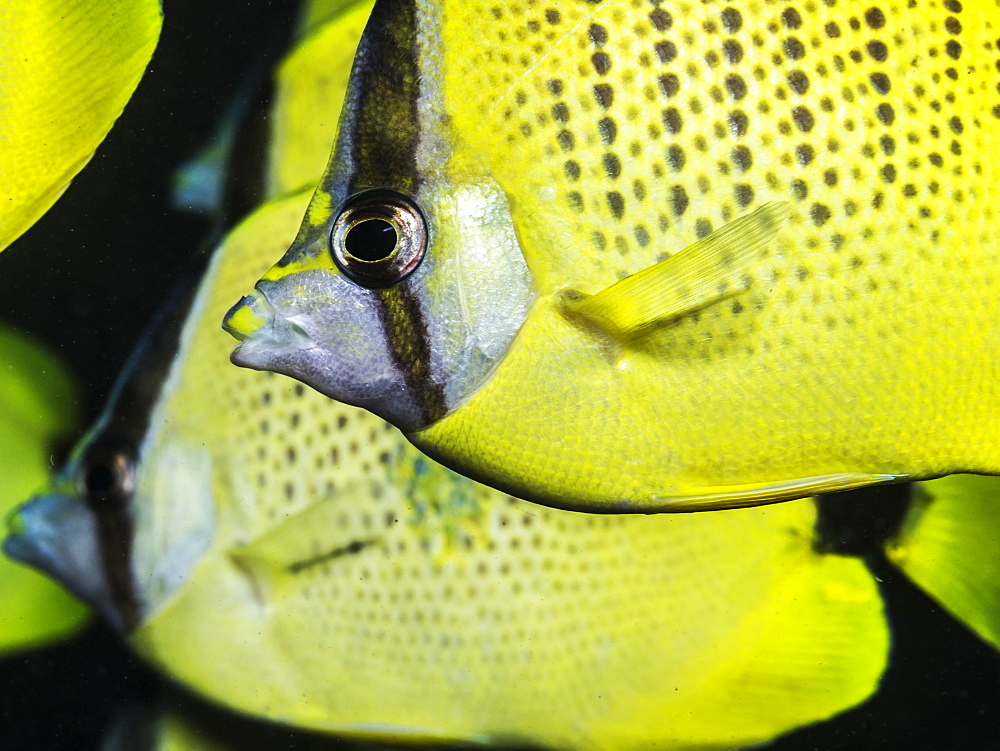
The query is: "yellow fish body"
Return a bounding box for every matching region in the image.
[2,7,893,743]
[226,0,1000,512]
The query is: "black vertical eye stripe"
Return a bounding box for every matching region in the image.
[74,269,207,631]
[90,455,141,632]
[336,0,444,424]
[342,0,423,196]
[376,283,448,426]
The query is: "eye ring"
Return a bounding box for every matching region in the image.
[330,190,427,288]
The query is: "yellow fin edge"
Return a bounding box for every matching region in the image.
[644,472,904,512]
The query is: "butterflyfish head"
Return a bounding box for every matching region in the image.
[225,0,534,432]
[5,438,141,633]
[4,286,216,634]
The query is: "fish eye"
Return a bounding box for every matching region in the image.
[330,190,427,287]
[79,439,136,511]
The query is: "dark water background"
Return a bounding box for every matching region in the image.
[0,0,998,747]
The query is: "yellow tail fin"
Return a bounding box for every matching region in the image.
[886,475,1000,650]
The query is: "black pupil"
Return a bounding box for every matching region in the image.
[344,219,397,262]
[86,464,116,495]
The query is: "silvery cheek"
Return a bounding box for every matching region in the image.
[232,271,426,429]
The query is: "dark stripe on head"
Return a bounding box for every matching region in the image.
[104,277,202,441]
[83,271,206,631]
[341,0,445,425]
[344,0,423,194]
[377,284,448,426]
[328,0,443,426]
[93,482,142,631]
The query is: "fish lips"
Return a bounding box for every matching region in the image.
[5,492,125,631]
[225,286,311,369]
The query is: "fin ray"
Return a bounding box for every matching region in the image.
[228,479,385,602]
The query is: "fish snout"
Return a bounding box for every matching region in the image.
[222,286,275,342]
[225,282,318,373]
[4,492,129,631]
[3,493,88,579]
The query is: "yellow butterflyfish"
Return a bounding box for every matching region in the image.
[225,0,1000,513]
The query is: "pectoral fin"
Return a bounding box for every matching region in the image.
[561,202,790,337]
[229,479,385,603]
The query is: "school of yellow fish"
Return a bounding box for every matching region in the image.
[2,0,1000,749]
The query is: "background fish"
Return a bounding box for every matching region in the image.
[887,474,1000,650]
[0,325,88,651]
[2,0,999,747]
[227,0,1000,513]
[0,0,161,252]
[4,181,892,750]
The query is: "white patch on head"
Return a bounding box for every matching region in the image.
[406,7,536,414]
[413,1,450,179]
[132,439,216,616]
[450,183,533,360]
[130,249,221,617]
[408,179,534,414]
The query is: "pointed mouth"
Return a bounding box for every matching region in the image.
[224,285,316,372]
[4,503,27,540]
[222,287,274,342]
[3,493,81,578]
[2,505,32,565]
[4,492,132,631]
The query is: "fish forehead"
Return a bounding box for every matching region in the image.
[435,0,1000,292]
[342,0,423,194]
[277,0,428,269]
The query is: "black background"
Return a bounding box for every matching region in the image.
[0,0,998,748]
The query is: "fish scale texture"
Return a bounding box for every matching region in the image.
[417,0,1000,507]
[133,189,887,748]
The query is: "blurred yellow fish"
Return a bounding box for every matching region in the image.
[888,473,1000,650]
[0,0,161,252]
[226,0,1000,513]
[0,324,88,651]
[2,6,893,741]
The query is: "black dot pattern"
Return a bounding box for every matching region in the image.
[141,191,877,748]
[117,16,922,743]
[440,0,999,370]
